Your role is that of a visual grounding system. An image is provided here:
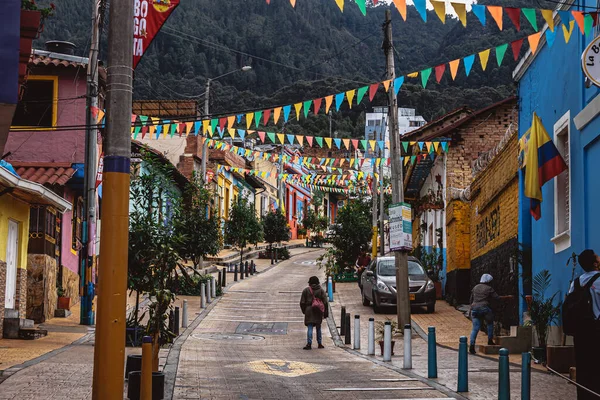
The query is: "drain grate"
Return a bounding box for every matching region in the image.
[191,332,265,341]
[235,322,288,335]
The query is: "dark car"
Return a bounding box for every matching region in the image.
[360,256,436,313]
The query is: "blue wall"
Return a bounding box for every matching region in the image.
[0,0,20,105]
[518,3,600,324]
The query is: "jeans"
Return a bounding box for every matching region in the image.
[307,323,322,346]
[470,307,494,345]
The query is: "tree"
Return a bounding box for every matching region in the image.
[331,196,372,269]
[224,196,264,267]
[262,209,290,249]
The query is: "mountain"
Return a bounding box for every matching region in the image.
[35,0,553,138]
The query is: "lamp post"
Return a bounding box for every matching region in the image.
[200,66,252,183]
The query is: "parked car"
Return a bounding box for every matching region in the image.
[360,256,436,313]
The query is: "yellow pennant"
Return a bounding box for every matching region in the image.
[294,102,302,121]
[563,20,575,44]
[451,2,467,27]
[273,107,282,124]
[346,89,356,108]
[228,128,236,138]
[382,79,392,92]
[325,95,334,114]
[343,138,351,149]
[163,123,169,138]
[376,158,381,167]
[433,142,440,152]
[479,49,491,71]
[385,140,390,148]
[246,113,254,129]
[227,116,235,128]
[431,0,446,24]
[277,133,285,144]
[296,135,304,146]
[150,117,159,136]
[369,140,376,151]
[407,72,419,78]
[340,159,345,167]
[541,9,554,32]
[202,119,209,134]
[325,137,333,148]
[449,59,460,80]
[335,0,344,11]
[404,157,410,166]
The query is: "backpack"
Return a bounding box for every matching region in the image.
[309,287,325,314]
[562,273,600,336]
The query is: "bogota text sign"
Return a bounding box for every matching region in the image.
[133,0,180,69]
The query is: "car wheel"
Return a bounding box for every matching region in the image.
[362,289,370,306]
[427,303,435,313]
[372,291,381,313]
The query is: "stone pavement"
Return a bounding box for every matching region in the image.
[173,249,458,400]
[331,281,576,400]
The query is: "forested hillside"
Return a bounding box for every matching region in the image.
[35,0,553,138]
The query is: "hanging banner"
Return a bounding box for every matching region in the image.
[389,202,413,251]
[133,0,180,69]
[95,153,104,189]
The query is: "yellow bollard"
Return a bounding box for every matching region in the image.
[141,336,153,400]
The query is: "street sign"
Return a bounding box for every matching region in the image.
[582,36,600,87]
[388,202,412,251]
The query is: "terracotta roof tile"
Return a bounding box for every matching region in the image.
[14,165,76,186]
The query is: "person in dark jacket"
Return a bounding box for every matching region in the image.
[300,276,329,350]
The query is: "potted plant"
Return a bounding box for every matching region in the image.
[375,318,401,355]
[57,287,70,310]
[524,270,561,364]
[21,1,55,39]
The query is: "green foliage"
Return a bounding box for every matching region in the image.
[262,209,290,246]
[316,247,340,276]
[524,270,562,348]
[22,0,55,19]
[172,273,215,296]
[224,196,264,264]
[331,196,372,269]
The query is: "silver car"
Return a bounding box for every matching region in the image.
[360,256,436,313]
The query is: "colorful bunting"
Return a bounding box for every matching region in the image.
[464,54,475,76]
[496,43,508,66]
[431,0,446,24]
[449,59,460,80]
[394,76,404,95]
[335,0,343,12]
[511,39,524,61]
[393,0,407,20]
[522,8,538,31]
[546,28,557,48]
[357,86,368,105]
[355,0,366,16]
[542,9,555,31]
[479,49,491,71]
[572,11,585,34]
[346,89,356,108]
[314,98,322,115]
[325,95,333,114]
[563,20,575,44]
[528,32,542,55]
[434,64,446,83]
[414,0,427,22]
[368,83,379,102]
[303,100,312,118]
[421,68,432,88]
[506,7,521,31]
[294,102,302,121]
[472,4,487,27]
[451,2,467,27]
[274,107,282,124]
[335,92,345,111]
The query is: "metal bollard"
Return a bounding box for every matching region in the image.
[168,310,174,333]
[383,321,392,361]
[200,283,206,308]
[344,313,351,345]
[240,262,244,280]
[217,270,222,288]
[403,324,412,369]
[327,276,333,302]
[212,277,217,298]
[340,306,346,336]
[270,249,274,265]
[367,318,375,355]
[428,327,437,379]
[206,279,212,303]
[222,267,227,287]
[521,352,531,400]
[499,348,510,400]
[275,248,278,263]
[141,336,153,400]
[234,264,238,282]
[174,307,180,336]
[182,300,188,329]
[245,261,249,277]
[353,315,360,350]
[457,336,469,392]
[251,260,256,274]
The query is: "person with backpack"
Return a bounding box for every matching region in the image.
[564,249,600,400]
[300,276,329,350]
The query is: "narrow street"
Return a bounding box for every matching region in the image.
[173,250,458,400]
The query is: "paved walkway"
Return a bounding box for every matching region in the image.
[331,281,576,400]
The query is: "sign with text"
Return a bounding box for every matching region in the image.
[133,0,180,70]
[582,35,600,87]
[389,202,413,251]
[95,153,104,189]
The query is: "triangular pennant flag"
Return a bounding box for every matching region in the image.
[402,141,408,153]
[346,89,356,108]
[229,128,236,139]
[263,109,271,126]
[414,0,427,22]
[194,121,201,136]
[139,115,148,127]
[441,142,449,152]
[296,135,304,146]
[290,0,296,7]
[369,140,377,151]
[418,142,424,151]
[325,95,334,114]
[472,4,487,27]
[227,115,235,129]
[307,136,314,147]
[546,28,557,48]
[313,98,322,115]
[528,32,542,55]
[335,0,344,12]
[563,20,575,44]
[258,131,266,143]
[431,0,446,24]
[325,137,333,148]
[355,0,366,15]
[343,138,351,150]
[558,10,571,25]
[584,13,594,36]
[294,103,302,121]
[449,59,460,80]
[393,76,404,95]
[369,83,379,102]
[464,54,475,76]
[210,119,218,134]
[274,107,282,124]
[267,132,276,143]
[451,2,467,27]
[351,139,359,150]
[382,79,392,92]
[254,111,263,128]
[433,141,440,152]
[411,155,416,164]
[404,157,410,166]
[303,100,312,118]
[479,49,491,71]
[202,119,209,134]
[377,141,385,151]
[434,64,446,83]
[361,140,368,150]
[185,122,193,135]
[277,133,285,144]
[496,44,508,66]
[246,113,254,129]
[315,136,323,148]
[334,138,342,149]
[283,105,291,122]
[522,8,538,32]
[506,7,521,31]
[392,0,406,20]
[590,12,598,27]
[335,92,345,111]
[219,117,227,132]
[511,39,524,61]
[572,11,585,34]
[287,134,295,145]
[421,68,432,88]
[542,9,555,31]
[237,114,243,124]
[357,86,369,105]
[488,6,503,30]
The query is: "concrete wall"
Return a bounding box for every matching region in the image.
[445,199,471,305]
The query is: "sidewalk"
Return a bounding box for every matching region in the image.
[329,281,576,400]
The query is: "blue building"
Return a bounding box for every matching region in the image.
[514,5,600,343]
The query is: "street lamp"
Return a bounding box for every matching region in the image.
[201,65,253,182]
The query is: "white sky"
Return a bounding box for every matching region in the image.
[378,0,477,17]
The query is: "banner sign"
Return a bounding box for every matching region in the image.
[389,202,412,251]
[95,153,104,189]
[133,0,180,69]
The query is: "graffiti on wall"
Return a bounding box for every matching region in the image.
[476,205,500,249]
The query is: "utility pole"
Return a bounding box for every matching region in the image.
[92,0,133,397]
[80,0,100,327]
[379,122,385,256]
[201,78,211,183]
[383,9,411,328]
[371,170,378,259]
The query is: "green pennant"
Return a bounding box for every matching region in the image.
[254,111,263,128]
[411,155,416,164]
[357,86,369,105]
[139,115,148,126]
[522,8,538,32]
[421,68,432,88]
[133,125,141,139]
[356,0,366,16]
[401,141,408,153]
[210,118,218,134]
[267,132,276,143]
[585,14,594,36]
[170,123,177,137]
[496,43,508,66]
[303,100,312,119]
[361,140,368,150]
[315,137,323,147]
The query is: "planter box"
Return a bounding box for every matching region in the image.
[333,272,358,282]
[434,282,442,299]
[20,10,42,39]
[547,345,575,373]
[57,297,71,311]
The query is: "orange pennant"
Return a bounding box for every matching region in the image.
[528,32,542,55]
[227,116,235,128]
[572,11,585,34]
[273,107,282,124]
[449,59,460,80]
[382,79,392,92]
[325,95,334,114]
[488,6,503,30]
[392,0,406,20]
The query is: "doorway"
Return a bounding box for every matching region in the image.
[5,220,19,310]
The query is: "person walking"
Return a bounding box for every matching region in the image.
[356,250,372,288]
[568,249,600,400]
[300,276,328,350]
[469,273,511,354]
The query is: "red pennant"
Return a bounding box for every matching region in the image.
[307,136,314,147]
[591,12,599,26]
[314,98,322,115]
[266,0,270,3]
[387,158,391,166]
[373,0,378,3]
[434,64,446,83]
[369,83,379,102]
[511,39,524,61]
[263,109,271,125]
[352,139,359,150]
[178,122,185,136]
[258,131,266,143]
[141,126,148,139]
[219,117,226,132]
[506,7,521,31]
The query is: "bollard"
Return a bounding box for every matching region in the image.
[212,277,217,298]
[240,262,244,280]
[403,324,412,369]
[234,264,238,282]
[182,300,188,329]
[206,279,212,303]
[245,261,249,277]
[270,249,274,265]
[428,327,438,379]
[200,283,206,308]
[217,270,222,288]
[521,352,531,400]
[222,267,227,287]
[141,336,153,400]
[327,276,333,302]
[344,313,351,345]
[168,310,174,333]
[340,306,346,336]
[367,318,375,355]
[383,321,392,362]
[174,307,180,336]
[499,348,510,400]
[353,315,361,350]
[275,248,278,263]
[251,260,256,274]
[457,336,469,392]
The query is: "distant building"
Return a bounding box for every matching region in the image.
[364,106,426,158]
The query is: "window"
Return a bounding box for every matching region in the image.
[12,76,58,128]
[552,111,571,253]
[72,197,83,251]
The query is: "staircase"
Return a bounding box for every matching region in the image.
[2,309,48,340]
[477,325,532,354]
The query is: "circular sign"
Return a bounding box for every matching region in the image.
[582,36,600,87]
